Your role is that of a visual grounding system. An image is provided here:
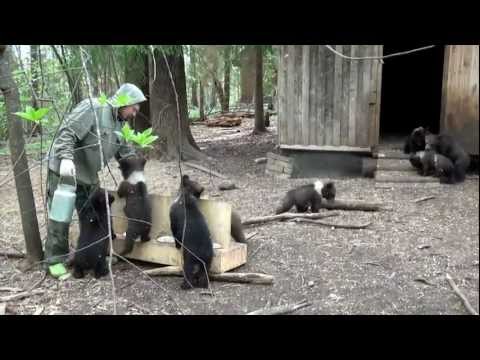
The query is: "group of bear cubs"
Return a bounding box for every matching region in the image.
[404,126,470,184]
[72,126,469,288]
[71,155,337,288]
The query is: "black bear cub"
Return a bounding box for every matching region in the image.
[404,126,427,155]
[172,175,247,244]
[425,132,470,183]
[411,149,455,184]
[117,156,152,255]
[169,175,214,290]
[72,189,115,279]
[275,180,336,214]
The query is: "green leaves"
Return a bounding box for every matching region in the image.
[115,123,158,149]
[111,93,133,107]
[98,93,108,105]
[14,106,50,124]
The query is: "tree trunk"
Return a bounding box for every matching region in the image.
[199,80,205,120]
[125,47,150,132]
[189,46,198,108]
[240,46,255,104]
[28,45,42,136]
[0,46,43,264]
[213,78,226,112]
[209,84,217,110]
[254,46,266,134]
[149,46,204,161]
[223,46,231,112]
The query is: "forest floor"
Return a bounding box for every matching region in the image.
[0,116,478,315]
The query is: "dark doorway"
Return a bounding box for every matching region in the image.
[379,45,445,139]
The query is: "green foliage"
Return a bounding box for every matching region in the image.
[188,106,200,119]
[115,122,158,149]
[111,93,132,107]
[14,106,50,124]
[98,93,108,105]
[131,127,158,149]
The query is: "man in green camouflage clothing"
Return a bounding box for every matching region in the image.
[45,83,147,275]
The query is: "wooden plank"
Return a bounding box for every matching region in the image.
[376,159,416,172]
[362,46,373,147]
[373,45,383,147]
[280,144,371,153]
[341,46,351,145]
[111,194,232,249]
[375,171,439,183]
[112,237,247,274]
[348,45,358,146]
[317,46,326,146]
[310,46,319,146]
[286,45,295,146]
[294,46,303,145]
[355,45,365,147]
[324,46,335,146]
[277,46,285,145]
[301,45,310,145]
[332,45,343,146]
[266,152,292,162]
[440,45,479,154]
[266,161,293,173]
[367,45,376,146]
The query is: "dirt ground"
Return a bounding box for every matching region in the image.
[0,116,478,315]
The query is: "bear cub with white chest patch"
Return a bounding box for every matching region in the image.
[117,156,152,255]
[275,180,336,214]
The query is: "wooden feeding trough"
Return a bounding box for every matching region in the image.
[109,193,247,274]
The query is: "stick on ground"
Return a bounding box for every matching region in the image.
[319,200,382,212]
[243,212,340,226]
[183,161,228,180]
[293,218,372,229]
[445,273,478,315]
[0,251,25,259]
[145,266,274,285]
[247,300,311,315]
[413,196,436,203]
[0,289,45,303]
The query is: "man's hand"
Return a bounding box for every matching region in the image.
[59,159,76,177]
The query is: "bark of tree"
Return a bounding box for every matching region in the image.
[125,48,150,132]
[213,78,226,112]
[223,46,231,112]
[253,46,266,134]
[189,46,198,108]
[240,46,255,103]
[29,45,42,136]
[209,84,217,109]
[0,45,43,264]
[149,46,204,161]
[199,80,205,120]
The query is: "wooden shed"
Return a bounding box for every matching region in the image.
[276,45,479,161]
[277,45,383,154]
[440,45,479,155]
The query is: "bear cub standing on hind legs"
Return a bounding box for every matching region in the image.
[275,180,336,214]
[72,189,115,279]
[169,175,214,290]
[171,174,247,244]
[117,155,152,255]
